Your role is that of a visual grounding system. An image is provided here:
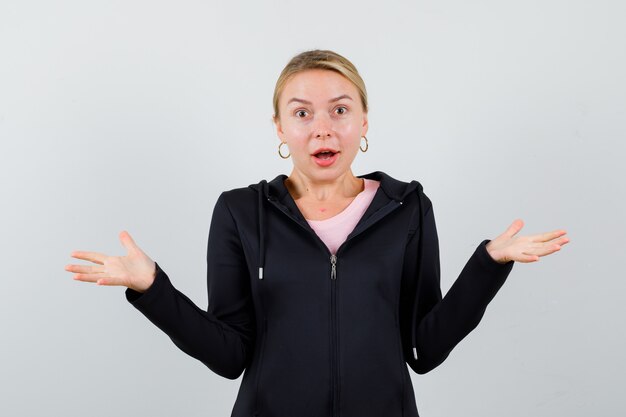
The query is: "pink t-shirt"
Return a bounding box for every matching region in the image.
[305,178,381,254]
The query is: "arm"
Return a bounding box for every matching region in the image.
[400,195,514,375]
[125,192,255,379]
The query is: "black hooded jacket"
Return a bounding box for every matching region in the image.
[125,170,514,417]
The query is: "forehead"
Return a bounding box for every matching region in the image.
[281,69,357,103]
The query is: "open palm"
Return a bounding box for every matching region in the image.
[486,219,569,264]
[65,230,156,293]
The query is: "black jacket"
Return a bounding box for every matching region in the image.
[125,170,514,417]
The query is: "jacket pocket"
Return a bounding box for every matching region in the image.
[254,317,268,415]
[394,310,406,417]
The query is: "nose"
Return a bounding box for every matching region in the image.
[313,114,332,138]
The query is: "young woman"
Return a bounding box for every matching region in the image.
[66,50,569,417]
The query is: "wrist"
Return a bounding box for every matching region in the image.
[486,240,508,264]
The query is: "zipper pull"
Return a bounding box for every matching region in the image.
[330,254,337,280]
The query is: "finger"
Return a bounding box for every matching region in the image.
[70,251,107,265]
[119,230,139,253]
[533,229,568,243]
[549,236,570,247]
[95,277,123,286]
[73,272,124,286]
[72,272,105,283]
[517,252,540,263]
[524,242,564,258]
[503,219,524,238]
[65,264,105,274]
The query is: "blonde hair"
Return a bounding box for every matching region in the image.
[272,49,368,121]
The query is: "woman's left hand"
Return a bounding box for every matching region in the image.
[485,219,569,264]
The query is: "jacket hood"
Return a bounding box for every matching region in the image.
[248,171,425,360]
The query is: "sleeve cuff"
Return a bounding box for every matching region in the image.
[476,239,515,272]
[125,262,170,308]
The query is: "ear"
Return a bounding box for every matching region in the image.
[273,114,285,141]
[361,112,369,137]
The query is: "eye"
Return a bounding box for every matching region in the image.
[295,110,308,118]
[335,106,348,115]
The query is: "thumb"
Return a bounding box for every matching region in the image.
[119,230,140,253]
[503,219,524,238]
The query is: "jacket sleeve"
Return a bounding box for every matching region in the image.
[401,193,514,375]
[124,192,255,380]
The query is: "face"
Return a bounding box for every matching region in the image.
[274,69,368,182]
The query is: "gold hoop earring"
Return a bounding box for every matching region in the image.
[278,141,291,159]
[360,136,368,152]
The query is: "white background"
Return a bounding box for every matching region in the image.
[1,0,624,416]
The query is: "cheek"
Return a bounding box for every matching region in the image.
[337,122,363,143]
[281,120,304,136]
[283,128,307,145]
[337,116,363,133]
[281,126,308,152]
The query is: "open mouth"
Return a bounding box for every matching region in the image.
[313,151,337,160]
[312,150,339,167]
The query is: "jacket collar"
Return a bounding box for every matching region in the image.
[260,170,421,204]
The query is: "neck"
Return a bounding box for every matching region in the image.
[285,169,364,202]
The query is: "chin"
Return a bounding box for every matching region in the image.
[311,167,350,180]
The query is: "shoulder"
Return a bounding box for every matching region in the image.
[221,184,257,200]
[212,175,276,214]
[214,185,258,213]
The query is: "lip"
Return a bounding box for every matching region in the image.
[312,151,339,167]
[311,147,339,155]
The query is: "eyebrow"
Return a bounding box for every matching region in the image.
[287,94,353,106]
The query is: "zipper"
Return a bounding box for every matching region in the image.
[265,195,405,417]
[330,254,339,417]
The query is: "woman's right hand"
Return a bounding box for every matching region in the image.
[65,230,156,293]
